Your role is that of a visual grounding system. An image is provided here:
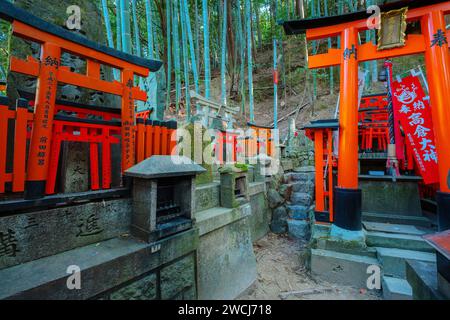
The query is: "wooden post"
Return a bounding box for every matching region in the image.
[337,27,359,189]
[422,10,450,194]
[334,26,363,232]
[121,69,136,172]
[315,130,325,213]
[25,43,61,199]
[422,9,450,231]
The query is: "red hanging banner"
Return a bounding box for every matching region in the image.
[392,75,439,185]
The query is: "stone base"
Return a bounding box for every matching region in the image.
[0,229,199,300]
[310,248,380,289]
[360,177,422,217]
[330,224,366,243]
[195,204,257,300]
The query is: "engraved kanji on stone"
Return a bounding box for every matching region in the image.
[0,229,20,258]
[77,213,104,237]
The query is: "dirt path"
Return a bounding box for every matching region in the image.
[238,233,381,301]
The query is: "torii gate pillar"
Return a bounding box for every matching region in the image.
[422,10,450,231]
[331,26,365,241]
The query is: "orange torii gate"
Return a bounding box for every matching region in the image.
[283,0,450,236]
[0,2,162,200]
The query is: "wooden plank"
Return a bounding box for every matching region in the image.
[12,106,28,192]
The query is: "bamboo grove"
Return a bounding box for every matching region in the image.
[0,0,384,121]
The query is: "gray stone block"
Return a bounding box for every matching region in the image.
[360,179,422,216]
[270,206,288,234]
[110,273,157,300]
[288,219,310,239]
[382,276,412,300]
[291,192,312,207]
[311,249,381,289]
[376,247,436,279]
[197,212,257,300]
[366,232,434,253]
[286,172,315,182]
[0,199,132,271]
[161,254,196,300]
[0,228,199,300]
[267,188,284,209]
[406,260,445,300]
[292,181,314,193]
[248,193,271,242]
[287,205,309,220]
[293,166,315,173]
[195,182,220,212]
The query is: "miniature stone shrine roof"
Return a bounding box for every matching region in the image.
[124,156,207,179]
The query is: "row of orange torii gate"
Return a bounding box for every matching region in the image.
[283,0,450,236]
[0,2,275,204]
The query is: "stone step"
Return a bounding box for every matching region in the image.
[284,172,315,183]
[287,219,309,239]
[364,221,434,236]
[310,249,381,289]
[366,231,434,253]
[376,247,436,279]
[382,276,412,300]
[290,192,312,207]
[363,212,433,228]
[287,205,309,220]
[291,181,314,194]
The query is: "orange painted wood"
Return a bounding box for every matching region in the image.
[121,70,136,172]
[87,60,101,79]
[309,48,342,69]
[145,124,154,158]
[12,21,149,77]
[314,130,325,212]
[12,106,28,192]
[9,56,40,77]
[0,106,9,193]
[153,125,162,156]
[161,126,169,156]
[102,134,112,190]
[337,27,359,189]
[45,125,62,195]
[136,122,145,163]
[358,35,426,62]
[327,129,334,221]
[11,57,147,102]
[26,43,60,190]
[422,10,450,192]
[306,2,450,41]
[90,142,100,191]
